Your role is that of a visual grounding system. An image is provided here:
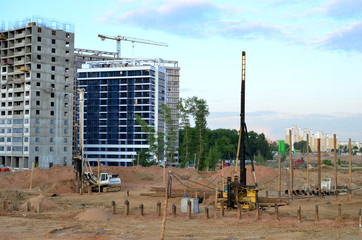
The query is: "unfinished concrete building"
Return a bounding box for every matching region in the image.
[0,18,74,168]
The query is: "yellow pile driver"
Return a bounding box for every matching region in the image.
[217,51,259,210]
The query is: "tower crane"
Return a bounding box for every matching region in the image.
[98,34,168,58]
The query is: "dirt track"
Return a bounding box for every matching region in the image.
[0,165,361,239]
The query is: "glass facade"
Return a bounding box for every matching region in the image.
[78,64,167,166]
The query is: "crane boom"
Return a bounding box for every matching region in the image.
[98,34,168,58]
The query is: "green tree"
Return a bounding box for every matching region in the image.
[177,98,192,166]
[133,149,155,167]
[293,141,310,153]
[135,115,164,166]
[205,146,222,171]
[189,96,209,170]
[160,104,178,164]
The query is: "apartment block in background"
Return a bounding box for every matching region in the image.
[0,18,74,168]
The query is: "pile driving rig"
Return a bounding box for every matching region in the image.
[217,51,259,210]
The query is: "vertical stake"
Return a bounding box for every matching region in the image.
[278,156,281,198]
[348,138,352,201]
[205,207,209,219]
[157,202,161,216]
[265,190,268,199]
[124,200,129,216]
[172,204,176,217]
[297,205,301,222]
[126,190,129,196]
[315,205,319,222]
[37,202,42,214]
[274,203,279,221]
[237,203,241,220]
[307,133,310,190]
[97,158,100,193]
[338,204,342,221]
[289,129,293,200]
[215,190,218,208]
[140,204,144,216]
[358,209,361,227]
[187,200,192,220]
[111,201,116,215]
[317,139,321,199]
[13,201,18,211]
[29,162,34,191]
[333,134,337,199]
[26,202,31,212]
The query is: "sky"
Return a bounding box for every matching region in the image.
[2,0,362,141]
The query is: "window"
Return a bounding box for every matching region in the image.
[25,137,28,142]
[65,42,70,47]
[51,66,55,71]
[13,119,23,124]
[25,128,29,133]
[51,84,54,89]
[51,93,54,98]
[64,120,68,125]
[64,138,67,143]
[64,129,68,134]
[51,75,55,80]
[66,33,70,38]
[7,146,11,151]
[24,147,28,151]
[36,82,40,87]
[7,137,11,142]
[64,147,67,152]
[36,91,40,96]
[37,73,41,78]
[12,146,22,151]
[50,111,54,116]
[37,36,41,42]
[51,57,55,62]
[35,137,39,142]
[7,119,11,124]
[51,48,56,53]
[35,128,40,133]
[0,138,3,142]
[36,110,40,115]
[50,102,54,107]
[38,27,42,33]
[25,119,29,124]
[35,146,39,151]
[52,30,56,36]
[37,46,41,51]
[36,101,40,105]
[50,147,53,152]
[52,39,56,44]
[12,137,22,142]
[50,119,54,125]
[50,137,54,142]
[0,147,3,151]
[37,64,41,69]
[50,129,54,134]
[37,55,41,60]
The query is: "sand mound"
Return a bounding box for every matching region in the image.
[54,185,75,194]
[75,208,113,221]
[21,194,58,210]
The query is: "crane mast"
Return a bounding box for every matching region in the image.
[98,34,168,58]
[240,51,246,186]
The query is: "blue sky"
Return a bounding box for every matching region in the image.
[2,0,362,141]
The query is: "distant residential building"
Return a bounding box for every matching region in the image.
[0,18,74,169]
[285,125,338,152]
[77,59,171,166]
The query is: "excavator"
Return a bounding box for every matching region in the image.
[217,51,259,210]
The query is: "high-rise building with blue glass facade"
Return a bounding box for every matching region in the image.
[77,59,167,166]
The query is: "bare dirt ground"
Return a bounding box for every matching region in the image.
[0,164,361,239]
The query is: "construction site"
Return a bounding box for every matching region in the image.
[1,18,362,239]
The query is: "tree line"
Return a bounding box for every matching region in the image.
[135,96,276,170]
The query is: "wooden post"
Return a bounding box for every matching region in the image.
[126,190,129,196]
[315,205,319,222]
[220,200,224,219]
[13,201,18,211]
[215,190,218,208]
[205,207,209,219]
[307,133,309,190]
[317,139,321,199]
[337,204,342,221]
[274,203,279,221]
[297,205,301,222]
[29,162,34,190]
[278,156,281,198]
[157,202,161,216]
[237,203,241,220]
[289,129,293,200]
[172,204,176,217]
[163,162,166,189]
[187,200,192,220]
[26,202,31,212]
[359,209,361,227]
[160,171,170,240]
[265,190,268,198]
[333,134,337,199]
[37,202,42,214]
[124,200,129,216]
[112,201,116,215]
[140,204,144,216]
[348,138,352,201]
[97,158,100,193]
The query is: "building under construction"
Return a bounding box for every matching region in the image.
[0,18,75,168]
